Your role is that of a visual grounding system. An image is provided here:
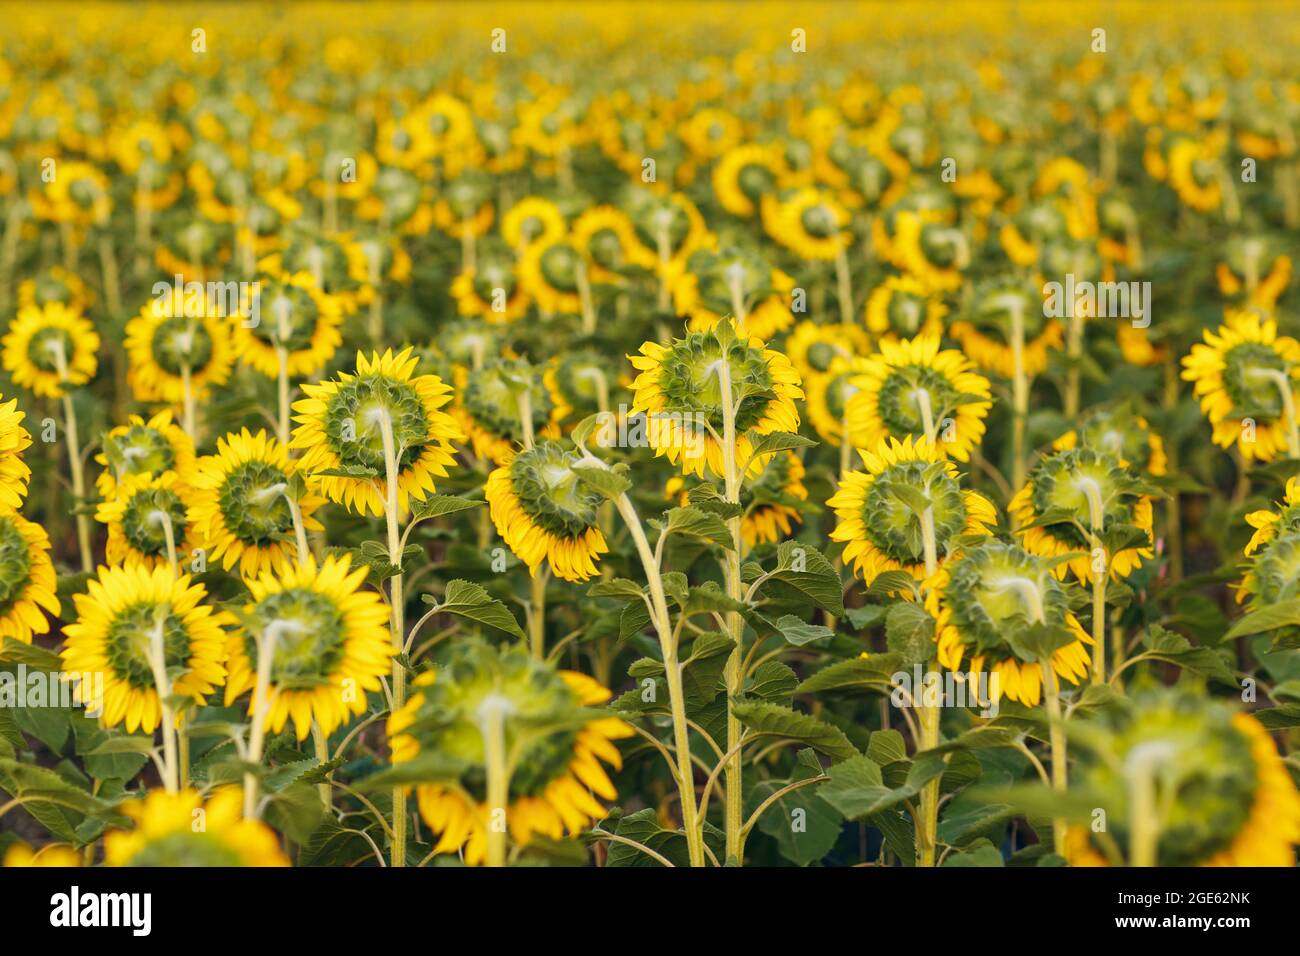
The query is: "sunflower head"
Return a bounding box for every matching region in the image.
[104,787,289,867]
[713,143,785,218]
[502,196,566,250]
[225,554,392,740]
[292,348,463,516]
[865,275,948,340]
[628,320,803,479]
[829,435,996,587]
[1052,404,1167,476]
[124,291,235,404]
[1182,308,1300,461]
[96,410,197,500]
[96,470,198,570]
[1065,692,1300,866]
[846,333,992,461]
[927,539,1092,705]
[0,395,33,511]
[544,350,613,424]
[2,301,100,398]
[61,564,229,733]
[235,271,343,379]
[459,358,556,465]
[1010,447,1155,583]
[451,252,528,322]
[387,639,632,864]
[767,187,850,261]
[0,512,59,644]
[784,320,870,381]
[190,429,325,579]
[486,439,608,582]
[676,245,793,341]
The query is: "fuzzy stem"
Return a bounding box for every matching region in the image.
[834,245,854,326]
[1250,367,1300,459]
[376,409,407,865]
[243,621,287,818]
[1040,658,1069,857]
[1010,297,1029,492]
[145,609,179,794]
[1077,476,1108,682]
[481,695,511,867]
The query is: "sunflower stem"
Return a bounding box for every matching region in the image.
[244,620,286,818]
[144,608,179,795]
[576,261,596,336]
[834,245,854,327]
[275,344,291,448]
[726,262,748,329]
[312,720,332,808]
[180,362,197,443]
[516,389,535,450]
[1127,745,1163,867]
[149,509,178,576]
[51,342,93,572]
[715,342,747,865]
[915,497,940,867]
[0,199,28,316]
[1040,658,1069,857]
[376,409,408,866]
[1010,296,1029,493]
[607,483,705,867]
[654,215,672,312]
[480,695,512,868]
[528,570,547,659]
[1077,476,1108,683]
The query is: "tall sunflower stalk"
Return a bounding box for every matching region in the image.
[51,343,93,572]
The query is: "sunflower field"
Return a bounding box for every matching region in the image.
[0,1,1299,876]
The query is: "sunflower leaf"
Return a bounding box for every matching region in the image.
[430,579,527,640]
[572,463,632,500]
[409,493,484,521]
[730,698,859,761]
[745,430,817,460]
[662,506,733,549]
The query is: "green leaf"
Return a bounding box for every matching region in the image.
[427,579,526,640]
[680,632,736,707]
[745,430,818,459]
[760,541,844,615]
[795,655,901,695]
[409,494,484,521]
[587,578,645,600]
[942,842,1005,867]
[751,751,841,866]
[0,638,63,671]
[884,603,934,668]
[687,484,745,520]
[662,506,733,549]
[1138,625,1234,682]
[1224,598,1300,640]
[748,661,798,703]
[818,754,899,818]
[774,614,834,646]
[731,699,859,761]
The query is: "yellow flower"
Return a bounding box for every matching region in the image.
[0,512,60,644]
[104,788,289,866]
[828,435,996,587]
[96,470,199,570]
[292,348,463,517]
[1181,308,1300,461]
[2,301,99,398]
[189,429,325,580]
[766,188,850,261]
[124,291,236,404]
[62,564,229,734]
[628,321,803,480]
[0,394,33,510]
[486,441,609,582]
[501,197,566,251]
[95,410,196,500]
[224,554,392,741]
[846,333,992,462]
[3,843,81,867]
[713,143,785,218]
[864,275,947,341]
[233,272,343,379]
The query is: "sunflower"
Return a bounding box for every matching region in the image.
[674,246,796,341]
[29,160,110,225]
[1009,447,1154,583]
[0,512,59,644]
[189,429,325,580]
[61,564,229,734]
[888,209,968,292]
[451,257,530,322]
[1244,475,1300,556]
[845,333,992,462]
[1167,134,1224,212]
[456,358,559,466]
[949,281,1065,378]
[486,440,609,582]
[104,787,290,867]
[1181,308,1300,461]
[544,350,615,424]
[628,320,803,480]
[1237,527,1300,622]
[1065,694,1300,867]
[1052,404,1168,476]
[829,435,997,587]
[571,205,640,282]
[740,451,808,545]
[784,320,871,381]
[387,640,633,865]
[805,356,873,447]
[95,410,197,500]
[679,107,743,161]
[3,843,81,867]
[925,540,1092,707]
[2,301,99,398]
[96,471,199,570]
[501,197,566,252]
[293,348,463,517]
[17,266,91,313]
[625,191,710,273]
[864,275,948,341]
[124,291,236,404]
[1117,325,1168,368]
[1217,240,1291,310]
[766,188,851,261]
[233,272,344,379]
[345,233,413,295]
[0,395,32,510]
[517,237,588,315]
[713,143,785,218]
[224,554,392,741]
